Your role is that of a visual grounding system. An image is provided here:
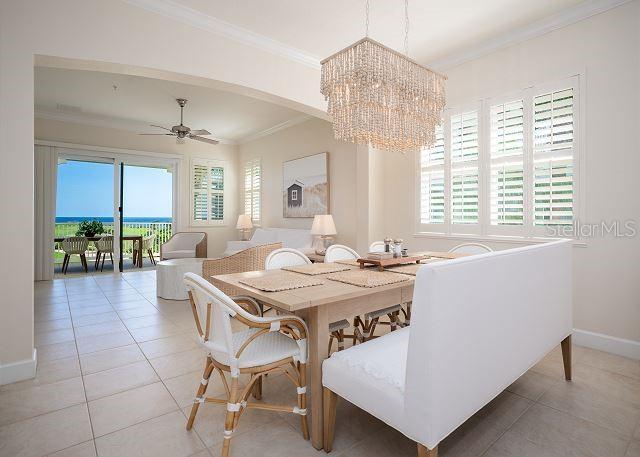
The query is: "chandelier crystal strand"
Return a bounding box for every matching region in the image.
[404,0,409,56]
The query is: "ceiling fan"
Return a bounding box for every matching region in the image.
[140,98,219,145]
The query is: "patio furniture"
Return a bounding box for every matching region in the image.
[183,273,309,457]
[55,235,144,269]
[223,227,314,256]
[94,236,114,271]
[160,232,207,260]
[61,236,89,274]
[133,234,157,266]
[202,242,281,297]
[264,248,355,354]
[325,244,403,341]
[156,258,204,300]
[322,240,573,456]
[448,242,493,255]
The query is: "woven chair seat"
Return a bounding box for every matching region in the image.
[202,327,302,369]
[365,304,403,320]
[329,319,350,332]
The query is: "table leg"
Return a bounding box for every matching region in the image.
[138,237,143,268]
[306,305,329,450]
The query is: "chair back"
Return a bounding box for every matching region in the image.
[96,236,114,252]
[369,241,386,253]
[183,273,262,370]
[169,232,205,249]
[142,234,156,250]
[324,244,360,263]
[62,237,89,254]
[448,242,493,255]
[265,248,311,270]
[403,240,572,449]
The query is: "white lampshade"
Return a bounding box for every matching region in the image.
[311,214,337,236]
[236,214,253,230]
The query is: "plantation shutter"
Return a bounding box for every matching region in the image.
[191,160,224,224]
[420,126,445,224]
[451,110,479,224]
[192,164,209,222]
[533,88,574,225]
[490,100,524,225]
[244,158,261,223]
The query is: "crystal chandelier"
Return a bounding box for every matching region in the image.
[320,0,446,153]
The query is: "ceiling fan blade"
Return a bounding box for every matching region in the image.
[150,124,172,131]
[139,133,175,136]
[189,129,211,136]
[189,135,219,145]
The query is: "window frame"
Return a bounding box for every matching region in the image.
[415,74,583,242]
[190,157,226,227]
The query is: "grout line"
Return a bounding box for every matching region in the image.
[63,277,100,457]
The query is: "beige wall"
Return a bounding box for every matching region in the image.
[382,1,640,345]
[238,118,358,247]
[35,118,239,258]
[0,0,324,377]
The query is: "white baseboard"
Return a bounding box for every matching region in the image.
[573,329,640,360]
[0,349,37,386]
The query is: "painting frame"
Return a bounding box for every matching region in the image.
[283,152,329,218]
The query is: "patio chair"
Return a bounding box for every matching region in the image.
[94,236,114,271]
[133,234,157,266]
[325,244,404,341]
[183,273,309,457]
[264,248,357,354]
[61,236,89,274]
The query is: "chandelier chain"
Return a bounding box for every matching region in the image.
[404,0,409,56]
[365,0,370,37]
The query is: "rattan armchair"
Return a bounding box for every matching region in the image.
[202,242,282,296]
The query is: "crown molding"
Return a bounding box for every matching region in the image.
[35,107,237,145]
[122,0,321,70]
[238,115,313,144]
[428,0,633,71]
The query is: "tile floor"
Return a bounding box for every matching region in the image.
[1,271,639,457]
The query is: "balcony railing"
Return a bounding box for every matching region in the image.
[54,221,173,261]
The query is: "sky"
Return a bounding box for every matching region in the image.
[56,160,172,218]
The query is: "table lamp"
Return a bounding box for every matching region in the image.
[236,214,253,241]
[311,214,337,255]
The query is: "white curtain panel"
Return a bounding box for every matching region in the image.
[34,145,57,281]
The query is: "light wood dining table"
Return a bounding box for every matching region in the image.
[211,251,465,450]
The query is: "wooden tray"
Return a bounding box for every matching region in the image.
[357,255,424,271]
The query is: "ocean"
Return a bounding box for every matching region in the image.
[56,217,172,223]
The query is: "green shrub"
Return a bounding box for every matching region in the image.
[75,220,105,237]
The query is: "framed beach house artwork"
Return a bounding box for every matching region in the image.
[283,152,329,218]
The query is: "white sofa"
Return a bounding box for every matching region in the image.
[322,240,573,455]
[223,227,314,257]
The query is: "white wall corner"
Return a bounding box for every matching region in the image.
[0,349,37,386]
[573,329,640,360]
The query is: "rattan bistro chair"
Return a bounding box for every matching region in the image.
[94,236,114,271]
[184,273,309,457]
[61,237,89,274]
[325,244,404,341]
[264,248,356,354]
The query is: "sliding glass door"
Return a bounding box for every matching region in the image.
[52,146,177,274]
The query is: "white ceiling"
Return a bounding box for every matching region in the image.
[34,67,308,142]
[171,0,586,65]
